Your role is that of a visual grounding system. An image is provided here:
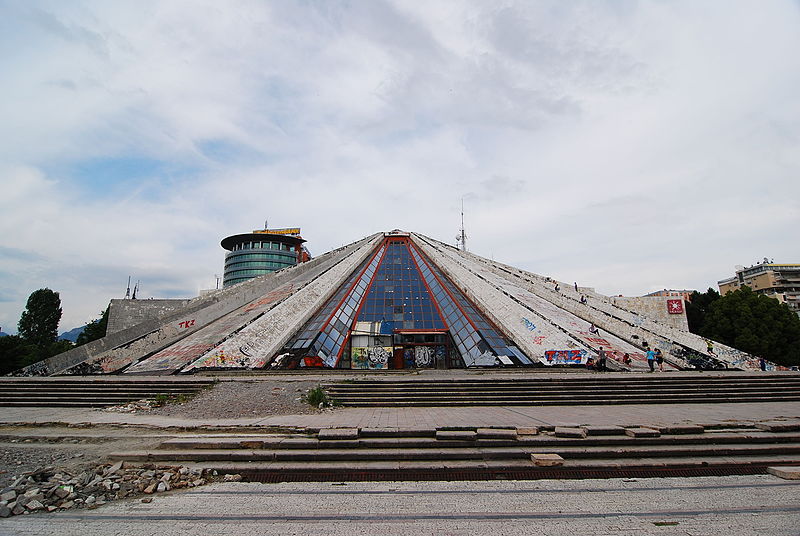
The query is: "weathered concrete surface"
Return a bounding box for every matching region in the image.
[182,234,381,371]
[3,478,799,536]
[767,466,800,480]
[107,299,192,335]
[412,234,594,366]
[126,234,380,374]
[413,234,646,369]
[614,295,690,331]
[530,453,564,466]
[425,234,760,370]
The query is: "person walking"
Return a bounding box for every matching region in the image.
[760,356,767,371]
[646,348,656,372]
[597,347,607,371]
[655,348,664,371]
[706,339,715,354]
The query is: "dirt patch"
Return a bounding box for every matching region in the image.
[124,379,331,419]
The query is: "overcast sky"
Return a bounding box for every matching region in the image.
[1,1,799,334]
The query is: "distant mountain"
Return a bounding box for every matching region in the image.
[0,331,7,337]
[59,325,86,342]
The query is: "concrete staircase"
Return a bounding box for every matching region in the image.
[0,377,216,407]
[109,420,800,482]
[323,374,800,407]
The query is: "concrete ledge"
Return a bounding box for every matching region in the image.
[359,427,437,438]
[318,428,359,440]
[767,466,800,480]
[756,421,800,433]
[476,428,518,440]
[625,427,661,438]
[650,424,705,435]
[515,427,539,436]
[435,430,477,441]
[582,426,626,436]
[530,453,564,467]
[554,427,587,439]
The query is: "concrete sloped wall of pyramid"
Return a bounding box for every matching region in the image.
[18,233,380,376]
[124,233,382,374]
[425,235,760,371]
[411,234,600,366]
[174,234,382,372]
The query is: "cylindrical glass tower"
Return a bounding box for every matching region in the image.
[220,231,307,287]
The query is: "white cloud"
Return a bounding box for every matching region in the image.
[0,0,799,333]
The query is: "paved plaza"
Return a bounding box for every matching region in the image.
[3,400,800,431]
[3,477,799,536]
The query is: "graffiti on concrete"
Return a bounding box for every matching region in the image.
[543,349,587,365]
[522,317,536,331]
[178,319,196,329]
[351,346,391,369]
[16,360,50,377]
[243,285,294,313]
[64,361,105,375]
[132,282,303,373]
[414,346,433,367]
[404,348,415,368]
[585,337,611,347]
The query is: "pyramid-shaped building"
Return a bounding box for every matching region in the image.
[23,231,760,376]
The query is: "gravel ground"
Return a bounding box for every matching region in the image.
[0,435,154,490]
[131,379,331,419]
[1,380,333,493]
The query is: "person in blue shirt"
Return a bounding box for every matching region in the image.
[646,349,656,372]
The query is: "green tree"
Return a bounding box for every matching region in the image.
[701,286,800,367]
[0,335,40,375]
[18,288,63,347]
[76,306,109,346]
[686,288,720,334]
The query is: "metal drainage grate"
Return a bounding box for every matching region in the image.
[238,464,767,483]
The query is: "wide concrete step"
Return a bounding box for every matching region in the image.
[118,454,800,482]
[157,431,800,451]
[0,385,208,392]
[0,401,151,408]
[325,390,800,400]
[323,375,800,407]
[326,381,800,391]
[0,380,214,386]
[0,378,214,407]
[113,442,800,463]
[328,396,800,407]
[323,375,800,385]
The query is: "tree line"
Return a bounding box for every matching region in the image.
[686,286,800,367]
[0,288,108,375]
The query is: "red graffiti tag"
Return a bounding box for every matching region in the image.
[178,319,196,329]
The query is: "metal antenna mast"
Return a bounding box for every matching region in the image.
[455,198,467,252]
[125,276,131,299]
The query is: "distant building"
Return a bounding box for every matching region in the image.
[644,289,696,302]
[221,227,311,288]
[718,262,800,315]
